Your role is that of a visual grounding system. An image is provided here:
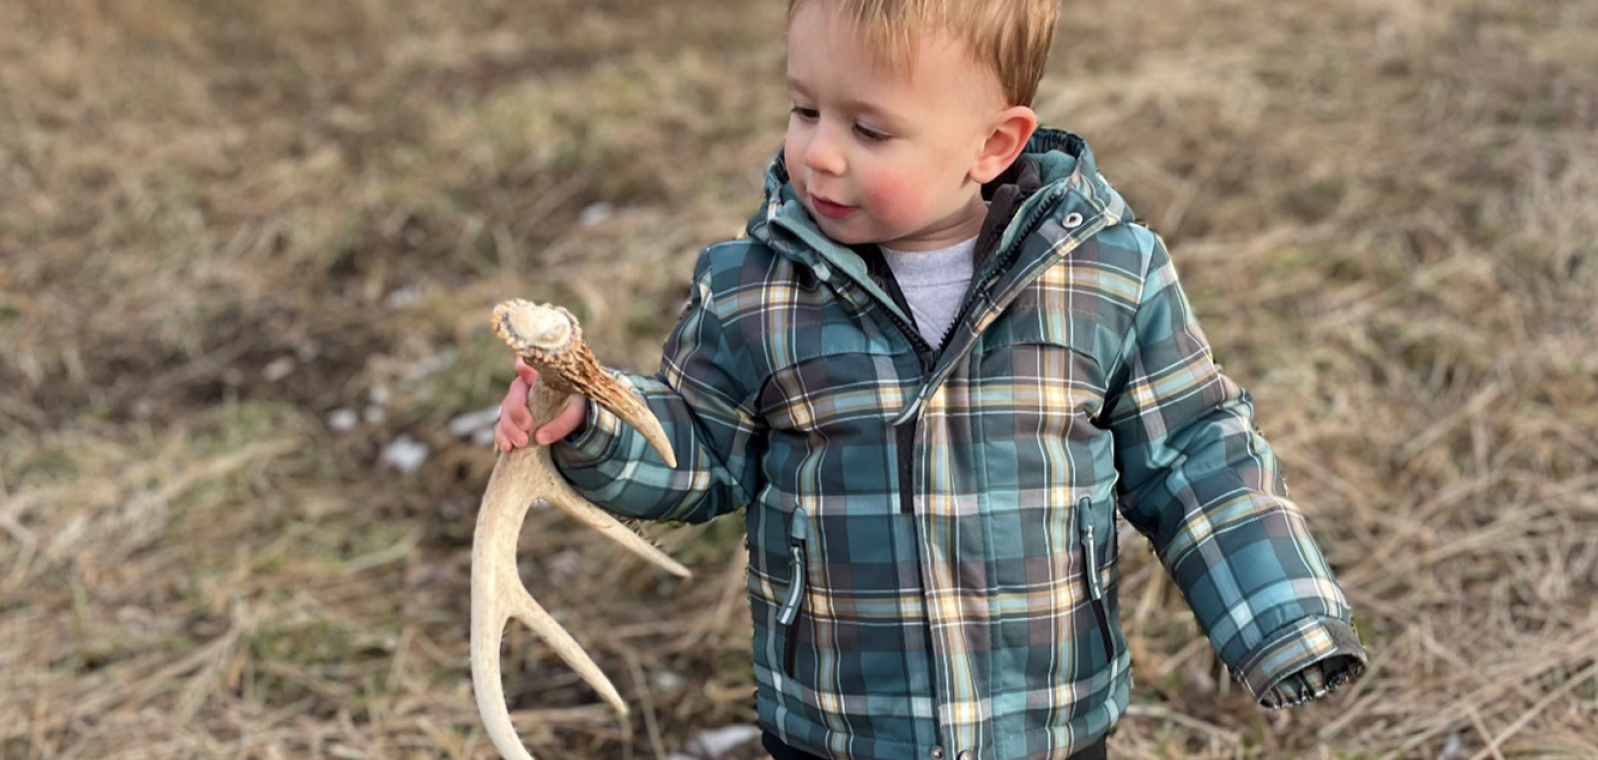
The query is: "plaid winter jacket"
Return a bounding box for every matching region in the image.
[552,128,1367,760]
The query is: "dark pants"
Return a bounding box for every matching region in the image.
[763,731,1108,760]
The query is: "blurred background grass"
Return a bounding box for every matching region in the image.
[2,0,1596,758]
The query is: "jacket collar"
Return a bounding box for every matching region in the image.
[745,127,1127,308]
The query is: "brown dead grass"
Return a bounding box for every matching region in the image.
[2,0,1596,758]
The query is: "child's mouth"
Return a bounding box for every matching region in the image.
[810,195,857,220]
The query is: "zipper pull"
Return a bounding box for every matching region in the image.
[780,508,809,625]
[1080,497,1103,601]
[779,546,805,622]
[1084,525,1103,601]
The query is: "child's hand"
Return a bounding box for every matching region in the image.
[494,357,589,452]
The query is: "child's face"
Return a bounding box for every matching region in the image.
[784,3,1015,252]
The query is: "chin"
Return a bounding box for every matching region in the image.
[826,229,872,246]
[812,217,869,245]
[824,219,901,247]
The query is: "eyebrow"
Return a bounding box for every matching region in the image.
[787,76,908,130]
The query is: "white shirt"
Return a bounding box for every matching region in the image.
[878,235,979,349]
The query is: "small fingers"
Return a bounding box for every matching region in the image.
[493,424,523,453]
[493,360,542,453]
[494,402,532,452]
[502,378,534,430]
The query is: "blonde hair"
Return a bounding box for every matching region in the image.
[786,0,1060,107]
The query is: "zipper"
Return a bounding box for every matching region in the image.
[894,189,1067,514]
[1079,496,1116,663]
[868,265,937,515]
[896,349,934,514]
[896,422,918,515]
[890,192,1086,427]
[779,507,810,678]
[932,191,1065,352]
[889,191,1068,515]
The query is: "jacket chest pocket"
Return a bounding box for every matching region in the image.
[759,343,909,435]
[971,339,1108,443]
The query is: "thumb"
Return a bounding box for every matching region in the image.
[515,360,538,385]
[537,395,587,444]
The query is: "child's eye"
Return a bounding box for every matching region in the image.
[853,124,890,142]
[789,106,819,120]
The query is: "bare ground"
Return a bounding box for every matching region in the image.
[2,0,1596,758]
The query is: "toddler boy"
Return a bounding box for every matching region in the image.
[496,1,1366,758]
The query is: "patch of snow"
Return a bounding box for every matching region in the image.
[579,202,615,227]
[405,349,457,380]
[546,549,581,580]
[379,435,429,473]
[328,408,358,432]
[262,356,295,382]
[384,284,424,309]
[651,670,685,693]
[1436,733,1468,760]
[683,724,762,759]
[449,405,502,437]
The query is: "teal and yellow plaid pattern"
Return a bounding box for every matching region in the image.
[552,129,1366,760]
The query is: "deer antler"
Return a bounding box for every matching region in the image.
[471,300,689,760]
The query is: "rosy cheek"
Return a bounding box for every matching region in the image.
[862,174,922,227]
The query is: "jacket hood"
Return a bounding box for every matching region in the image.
[744,127,1136,300]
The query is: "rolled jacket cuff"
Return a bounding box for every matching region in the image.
[1236,616,1367,709]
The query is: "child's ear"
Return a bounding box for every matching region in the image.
[971,106,1039,184]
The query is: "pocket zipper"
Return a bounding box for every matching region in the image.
[1079,496,1116,663]
[779,510,809,678]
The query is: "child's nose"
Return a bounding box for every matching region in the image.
[803,129,845,176]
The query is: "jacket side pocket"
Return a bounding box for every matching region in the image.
[778,506,810,678]
[1078,496,1116,664]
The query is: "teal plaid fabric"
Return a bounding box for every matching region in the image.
[552,128,1366,760]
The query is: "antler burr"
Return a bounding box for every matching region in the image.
[471,300,689,760]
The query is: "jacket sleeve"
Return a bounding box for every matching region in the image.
[548,245,765,524]
[1103,229,1366,707]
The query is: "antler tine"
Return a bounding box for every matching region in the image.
[471,445,629,760]
[470,300,690,760]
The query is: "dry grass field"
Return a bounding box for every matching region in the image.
[2,0,1596,758]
